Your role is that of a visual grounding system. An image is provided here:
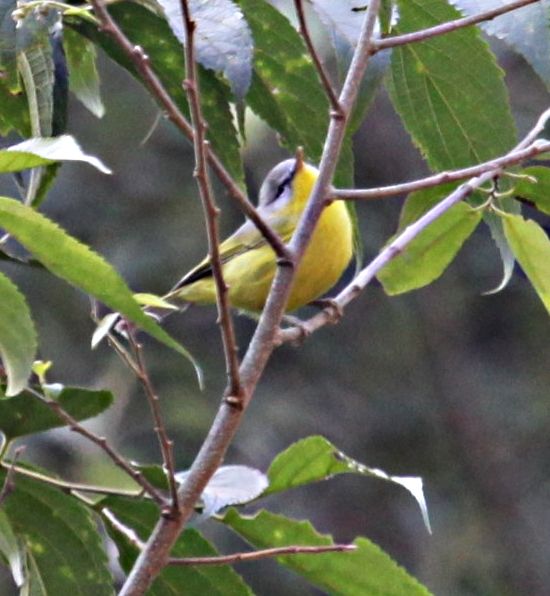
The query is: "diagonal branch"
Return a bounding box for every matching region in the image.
[180,1,242,403]
[26,387,167,508]
[293,0,342,116]
[168,543,357,566]
[128,330,181,513]
[374,0,540,51]
[87,0,292,263]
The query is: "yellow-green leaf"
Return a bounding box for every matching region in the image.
[503,214,550,314]
[378,202,482,295]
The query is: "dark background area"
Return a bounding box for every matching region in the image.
[1,20,549,596]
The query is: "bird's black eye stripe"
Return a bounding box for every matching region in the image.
[272,168,296,203]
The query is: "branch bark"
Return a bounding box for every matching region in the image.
[374,0,541,51]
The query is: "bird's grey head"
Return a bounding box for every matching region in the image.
[258,159,297,208]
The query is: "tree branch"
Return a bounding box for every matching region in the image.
[278,128,550,344]
[180,1,242,403]
[118,3,382,595]
[26,388,167,508]
[128,330,180,513]
[87,0,292,263]
[374,0,540,51]
[333,140,550,201]
[168,543,357,566]
[0,447,24,506]
[293,0,342,116]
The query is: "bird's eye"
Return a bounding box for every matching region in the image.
[271,171,294,204]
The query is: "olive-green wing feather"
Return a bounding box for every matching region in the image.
[169,215,294,292]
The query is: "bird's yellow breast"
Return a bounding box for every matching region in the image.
[171,161,353,312]
[179,200,352,312]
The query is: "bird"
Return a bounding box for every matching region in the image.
[164,155,354,313]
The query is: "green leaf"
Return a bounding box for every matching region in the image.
[16,12,55,137]
[0,472,114,595]
[101,496,252,595]
[0,385,113,440]
[266,436,430,532]
[63,28,104,118]
[157,0,253,98]
[0,197,202,384]
[503,214,550,314]
[378,202,482,295]
[0,78,30,137]
[0,509,25,588]
[0,272,37,396]
[514,166,550,215]
[240,0,329,162]
[387,0,516,170]
[68,2,244,186]
[451,0,550,91]
[0,135,111,174]
[223,509,432,595]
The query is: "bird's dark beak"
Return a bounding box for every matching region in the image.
[294,146,305,172]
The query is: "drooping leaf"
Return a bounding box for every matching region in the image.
[0,135,111,174]
[503,214,550,314]
[0,386,113,440]
[0,78,30,137]
[387,0,516,171]
[101,496,252,595]
[0,472,114,595]
[0,272,37,396]
[63,27,104,118]
[451,0,550,91]
[68,2,244,186]
[176,465,268,517]
[223,509,433,595]
[266,435,430,532]
[514,166,550,215]
[157,0,253,98]
[378,201,482,295]
[0,509,25,588]
[0,0,18,91]
[0,197,203,384]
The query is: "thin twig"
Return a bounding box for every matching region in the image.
[180,0,243,404]
[0,447,25,505]
[293,0,342,115]
[0,461,144,498]
[168,543,357,566]
[278,117,550,344]
[128,330,181,513]
[374,0,540,51]
[333,140,550,201]
[26,387,167,508]
[87,0,292,263]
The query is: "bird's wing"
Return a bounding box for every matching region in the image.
[169,216,294,291]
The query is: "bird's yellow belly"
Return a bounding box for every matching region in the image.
[180,201,353,313]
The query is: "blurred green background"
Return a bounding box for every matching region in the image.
[1,24,550,596]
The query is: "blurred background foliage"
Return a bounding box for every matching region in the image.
[1,10,550,595]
